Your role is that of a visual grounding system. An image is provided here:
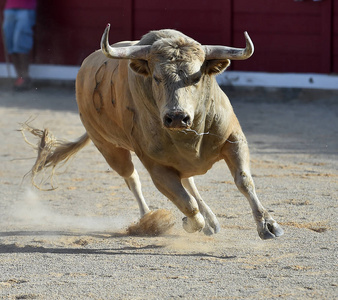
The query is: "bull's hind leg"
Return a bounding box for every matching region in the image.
[182,177,220,235]
[124,169,150,216]
[222,131,284,239]
[96,142,150,217]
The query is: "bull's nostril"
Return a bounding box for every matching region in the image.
[164,116,173,127]
[182,116,191,126]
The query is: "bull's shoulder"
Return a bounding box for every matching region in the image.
[78,40,140,75]
[80,50,109,70]
[77,51,121,89]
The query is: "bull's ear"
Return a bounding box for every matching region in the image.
[205,59,231,75]
[129,59,150,76]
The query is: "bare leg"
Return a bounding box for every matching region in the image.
[222,132,284,239]
[144,161,205,233]
[11,53,32,90]
[182,177,220,235]
[11,53,30,78]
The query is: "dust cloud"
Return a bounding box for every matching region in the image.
[11,187,132,232]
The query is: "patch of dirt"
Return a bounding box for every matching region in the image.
[280,221,330,233]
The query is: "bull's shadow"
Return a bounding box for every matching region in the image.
[0,231,236,259]
[0,230,125,239]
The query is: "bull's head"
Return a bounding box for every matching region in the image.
[101,24,254,131]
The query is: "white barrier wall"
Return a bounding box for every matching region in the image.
[1,63,337,90]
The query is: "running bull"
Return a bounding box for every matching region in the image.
[27,24,284,239]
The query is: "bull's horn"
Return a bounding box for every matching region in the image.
[203,32,254,60]
[101,24,151,60]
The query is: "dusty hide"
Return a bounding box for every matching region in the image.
[127,209,175,236]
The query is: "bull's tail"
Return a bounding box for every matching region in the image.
[20,122,91,190]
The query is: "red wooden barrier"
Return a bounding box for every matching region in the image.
[0,0,336,73]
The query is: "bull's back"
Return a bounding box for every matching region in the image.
[76,50,135,150]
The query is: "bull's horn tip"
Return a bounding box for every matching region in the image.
[106,23,111,28]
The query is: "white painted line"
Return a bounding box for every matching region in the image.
[217,71,338,90]
[0,63,79,80]
[1,63,337,90]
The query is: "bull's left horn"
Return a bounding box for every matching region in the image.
[203,32,254,60]
[101,24,151,60]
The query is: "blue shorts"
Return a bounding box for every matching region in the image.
[2,9,36,54]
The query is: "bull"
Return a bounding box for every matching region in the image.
[26,24,283,239]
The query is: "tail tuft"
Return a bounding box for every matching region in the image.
[20,121,90,190]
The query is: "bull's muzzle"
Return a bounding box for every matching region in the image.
[164,111,192,130]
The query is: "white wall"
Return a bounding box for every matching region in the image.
[1,63,337,90]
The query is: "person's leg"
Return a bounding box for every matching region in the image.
[2,9,16,54]
[10,53,22,76]
[11,9,36,90]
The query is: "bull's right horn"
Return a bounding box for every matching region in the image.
[203,32,254,60]
[101,24,151,60]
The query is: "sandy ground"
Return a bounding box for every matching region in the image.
[0,83,337,299]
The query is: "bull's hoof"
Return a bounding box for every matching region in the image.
[203,220,220,236]
[182,212,205,233]
[258,219,284,240]
[201,210,220,236]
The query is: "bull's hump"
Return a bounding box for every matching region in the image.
[139,29,194,45]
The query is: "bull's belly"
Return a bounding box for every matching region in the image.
[172,157,220,178]
[153,154,220,177]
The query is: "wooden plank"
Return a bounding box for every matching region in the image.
[133,0,228,45]
[234,0,320,14]
[220,0,232,46]
[63,10,126,28]
[232,0,332,73]
[134,11,222,32]
[0,0,335,74]
[122,0,133,40]
[0,0,6,64]
[33,1,132,65]
[134,0,220,10]
[319,0,333,73]
[234,14,321,35]
[235,32,321,55]
[332,0,338,72]
[66,0,123,9]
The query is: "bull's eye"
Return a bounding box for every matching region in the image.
[153,76,162,84]
[191,75,201,86]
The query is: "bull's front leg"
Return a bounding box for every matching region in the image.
[222,131,284,240]
[182,177,220,235]
[144,161,205,233]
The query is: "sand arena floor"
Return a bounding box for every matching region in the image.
[0,83,337,299]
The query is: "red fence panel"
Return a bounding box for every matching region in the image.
[133,0,232,46]
[0,0,336,73]
[333,0,338,73]
[33,0,132,65]
[232,0,333,73]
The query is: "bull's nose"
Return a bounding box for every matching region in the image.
[164,111,192,129]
